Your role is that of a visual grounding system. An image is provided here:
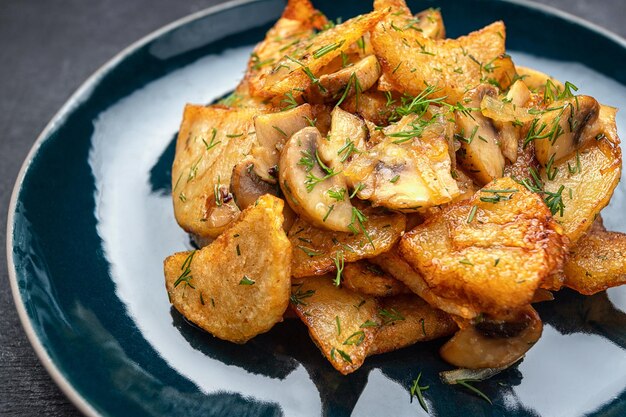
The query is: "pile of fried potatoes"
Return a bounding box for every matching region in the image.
[164,0,626,376]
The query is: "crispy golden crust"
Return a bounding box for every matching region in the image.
[257,10,387,98]
[291,276,379,374]
[369,294,457,355]
[342,260,411,297]
[165,195,291,343]
[288,206,406,278]
[172,105,262,239]
[372,20,514,104]
[399,177,567,317]
[564,218,626,295]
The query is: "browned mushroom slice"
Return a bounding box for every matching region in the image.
[440,306,542,369]
[305,55,382,104]
[231,157,279,209]
[480,80,533,163]
[279,127,355,232]
[344,109,459,211]
[251,104,313,183]
[455,85,506,185]
[318,107,368,171]
[340,90,399,126]
[532,95,600,166]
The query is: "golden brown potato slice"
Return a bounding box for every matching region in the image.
[373,0,446,40]
[369,294,458,355]
[342,260,410,297]
[372,20,515,104]
[344,110,460,211]
[289,205,406,277]
[255,10,386,99]
[440,306,542,369]
[399,177,567,317]
[291,276,379,374]
[245,0,327,97]
[564,218,626,294]
[164,195,291,343]
[540,105,621,242]
[371,248,480,319]
[172,105,261,240]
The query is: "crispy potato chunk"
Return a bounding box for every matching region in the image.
[291,276,379,374]
[372,20,514,104]
[399,177,567,317]
[541,105,622,242]
[340,90,398,126]
[373,1,445,40]
[289,206,406,278]
[564,218,626,294]
[172,105,261,239]
[371,248,480,318]
[245,0,327,97]
[257,10,386,99]
[342,260,410,297]
[369,294,457,355]
[164,195,291,343]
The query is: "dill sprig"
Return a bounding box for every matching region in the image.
[409,372,430,413]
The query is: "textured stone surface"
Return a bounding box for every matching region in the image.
[0,0,624,415]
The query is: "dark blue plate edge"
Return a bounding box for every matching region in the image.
[5,1,626,416]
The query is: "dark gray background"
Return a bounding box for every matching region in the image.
[1,0,624,416]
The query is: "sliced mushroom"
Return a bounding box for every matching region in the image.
[199,183,241,240]
[344,109,459,211]
[305,55,382,104]
[455,85,505,185]
[439,306,542,369]
[532,95,600,165]
[231,157,280,209]
[279,126,354,231]
[251,104,313,183]
[318,107,368,171]
[231,157,297,233]
[480,80,533,162]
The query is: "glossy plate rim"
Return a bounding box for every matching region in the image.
[6,1,626,416]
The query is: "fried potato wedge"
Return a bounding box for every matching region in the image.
[373,1,445,40]
[369,294,457,355]
[372,20,514,104]
[340,90,398,126]
[291,276,379,374]
[342,260,410,297]
[289,206,406,278]
[399,177,567,317]
[246,0,327,97]
[164,195,291,343]
[541,105,621,242]
[564,219,626,295]
[371,248,480,318]
[172,105,261,239]
[258,10,386,99]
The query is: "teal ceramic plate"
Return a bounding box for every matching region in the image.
[8,0,626,416]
